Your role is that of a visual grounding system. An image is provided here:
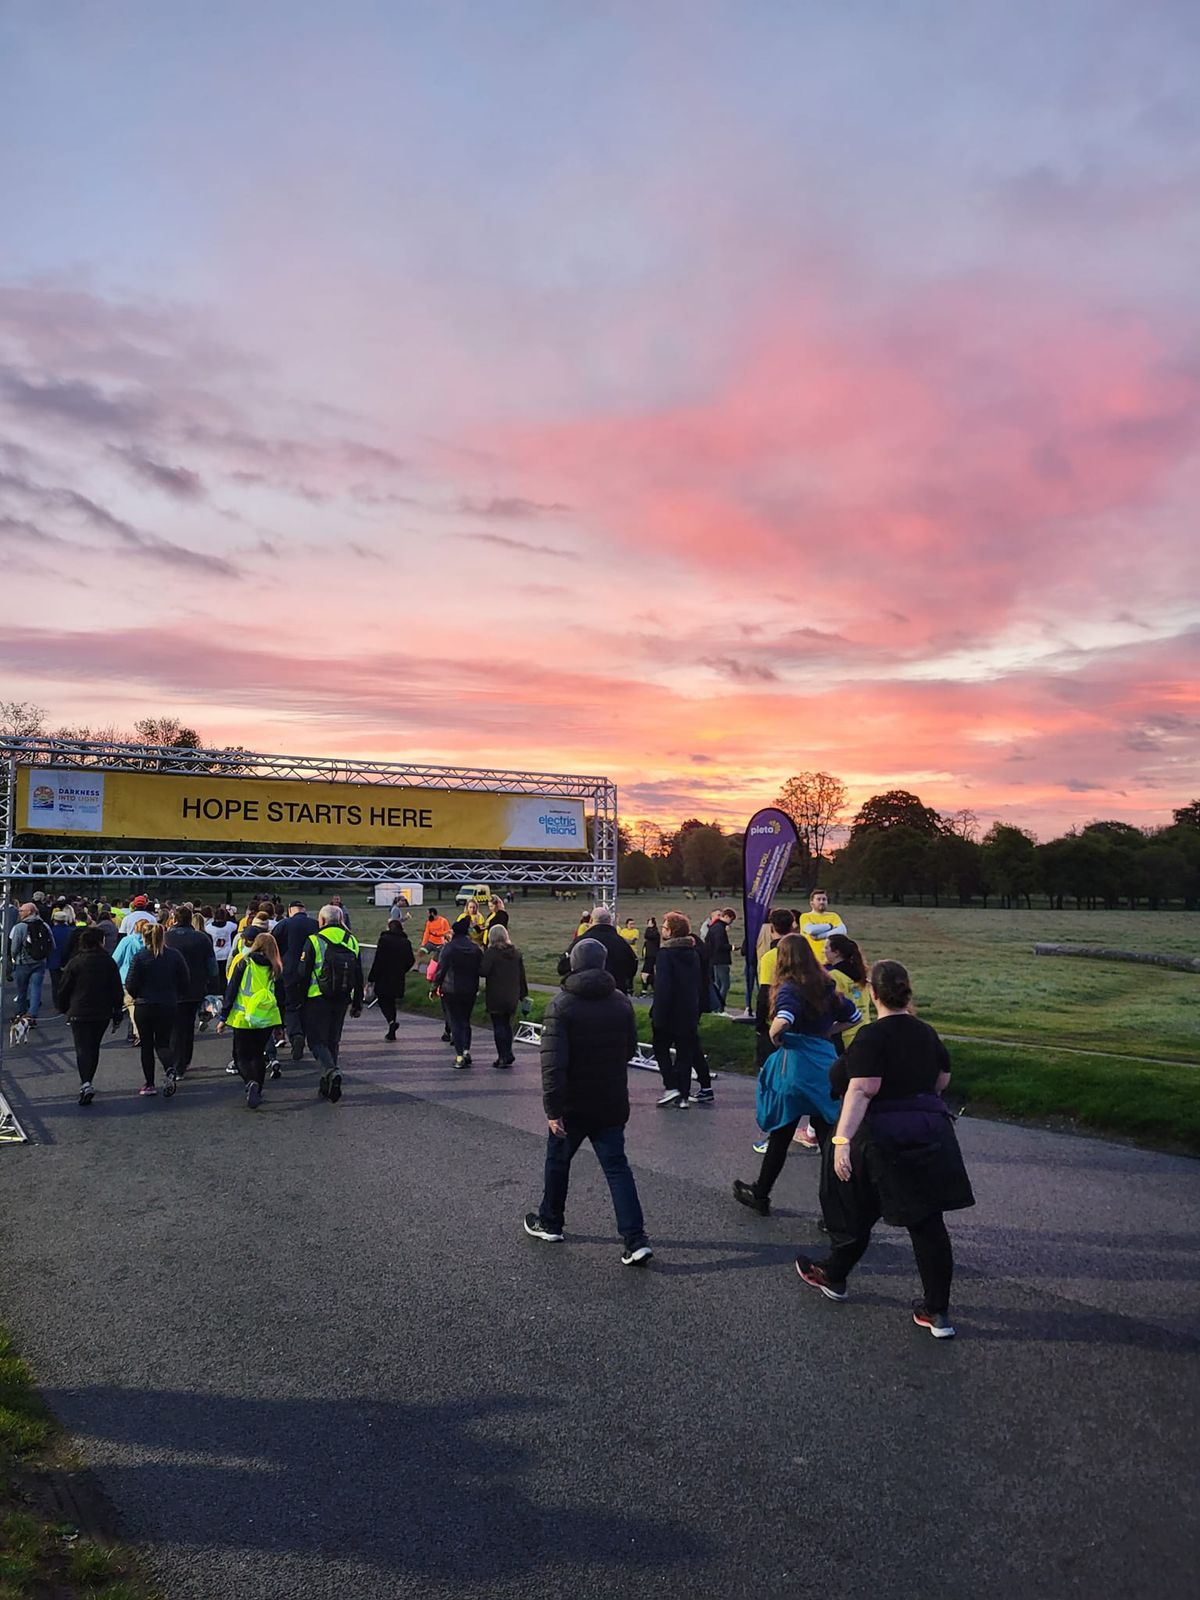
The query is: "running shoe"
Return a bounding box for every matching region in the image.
[694,1088,714,1105]
[328,1072,342,1104]
[752,1138,769,1154]
[139,1083,157,1097]
[453,1055,471,1069]
[794,1256,848,1302]
[78,1082,94,1106]
[290,1034,305,1062]
[245,1080,262,1110]
[733,1179,769,1216]
[656,1090,681,1108]
[269,1062,282,1080]
[162,1072,177,1099]
[524,1213,564,1242]
[793,1127,820,1151]
[677,1096,691,1109]
[318,1072,331,1099]
[621,1238,654,1266]
[225,1061,239,1076]
[912,1300,956,1339]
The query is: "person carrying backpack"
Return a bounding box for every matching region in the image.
[8,903,55,1032]
[296,904,364,1102]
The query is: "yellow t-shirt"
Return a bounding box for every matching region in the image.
[758,945,779,988]
[798,909,847,958]
[828,966,868,1046]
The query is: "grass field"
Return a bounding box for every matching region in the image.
[362,893,1198,1152]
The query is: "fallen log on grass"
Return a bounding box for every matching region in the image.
[1033,943,1200,974]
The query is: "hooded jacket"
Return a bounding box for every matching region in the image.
[56,947,125,1023]
[435,932,483,999]
[368,925,416,992]
[557,922,638,993]
[540,967,637,1127]
[480,942,529,1015]
[651,936,704,1033]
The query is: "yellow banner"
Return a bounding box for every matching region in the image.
[16,768,587,853]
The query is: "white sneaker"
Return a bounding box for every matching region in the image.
[656,1090,681,1107]
[677,1097,691,1109]
[78,1081,94,1105]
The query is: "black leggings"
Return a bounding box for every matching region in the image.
[70,1018,109,1083]
[824,1212,954,1314]
[134,1003,176,1086]
[233,1027,273,1089]
[753,1114,831,1198]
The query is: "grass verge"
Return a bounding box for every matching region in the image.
[399,988,1200,1155]
[0,1326,154,1600]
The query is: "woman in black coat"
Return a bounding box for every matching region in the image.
[480,925,529,1069]
[56,927,125,1105]
[795,959,975,1339]
[640,916,661,993]
[368,920,415,1042]
[649,912,712,1108]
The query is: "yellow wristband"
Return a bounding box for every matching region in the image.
[831,1136,850,1146]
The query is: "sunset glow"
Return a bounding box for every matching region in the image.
[1,3,1197,836]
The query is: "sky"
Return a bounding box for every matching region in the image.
[1,0,1197,840]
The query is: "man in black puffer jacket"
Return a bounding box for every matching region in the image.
[525,939,653,1265]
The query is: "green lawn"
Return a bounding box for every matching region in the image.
[382,894,1198,1152]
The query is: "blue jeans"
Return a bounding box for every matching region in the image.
[15,962,46,1018]
[539,1124,645,1245]
[713,964,731,1008]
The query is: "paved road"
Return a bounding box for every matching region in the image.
[0,1006,1197,1599]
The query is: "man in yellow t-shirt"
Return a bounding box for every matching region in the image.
[798,890,846,959]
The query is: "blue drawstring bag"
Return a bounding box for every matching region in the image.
[756,1031,839,1133]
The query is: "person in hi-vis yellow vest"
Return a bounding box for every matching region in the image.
[295,905,364,1104]
[217,932,284,1110]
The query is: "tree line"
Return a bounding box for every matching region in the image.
[620,774,1200,911]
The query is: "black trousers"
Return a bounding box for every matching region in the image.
[753,1113,831,1199]
[652,1025,708,1096]
[376,985,401,1026]
[134,1002,176,1085]
[173,1000,200,1071]
[444,995,474,1055]
[70,1018,108,1083]
[233,1027,273,1088]
[490,1010,515,1063]
[303,996,350,1074]
[822,1210,954,1314]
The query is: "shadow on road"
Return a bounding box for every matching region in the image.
[41,1385,710,1583]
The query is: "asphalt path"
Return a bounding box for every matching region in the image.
[0,1004,1197,1600]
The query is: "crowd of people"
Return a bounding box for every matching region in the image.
[2,883,974,1337]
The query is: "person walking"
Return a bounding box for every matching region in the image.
[524,939,652,1265]
[47,906,76,1009]
[823,934,871,1055]
[165,906,217,1076]
[92,905,120,957]
[704,907,737,1012]
[419,907,452,957]
[124,924,190,1097]
[434,916,483,1067]
[273,900,320,1059]
[368,913,415,1041]
[795,960,975,1338]
[733,933,860,1216]
[558,907,638,994]
[7,903,54,1033]
[296,905,364,1102]
[119,895,157,936]
[205,906,237,988]
[480,924,528,1068]
[55,927,125,1104]
[650,911,711,1108]
[640,915,660,993]
[113,917,154,1044]
[217,932,286,1109]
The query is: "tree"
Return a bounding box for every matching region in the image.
[1171,800,1200,830]
[943,808,980,842]
[0,701,47,739]
[850,789,942,840]
[775,771,848,861]
[631,818,665,856]
[933,832,985,905]
[619,850,659,892]
[680,824,729,892]
[133,717,201,748]
[860,826,933,902]
[982,823,1039,908]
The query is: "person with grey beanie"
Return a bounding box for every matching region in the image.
[524,938,652,1265]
